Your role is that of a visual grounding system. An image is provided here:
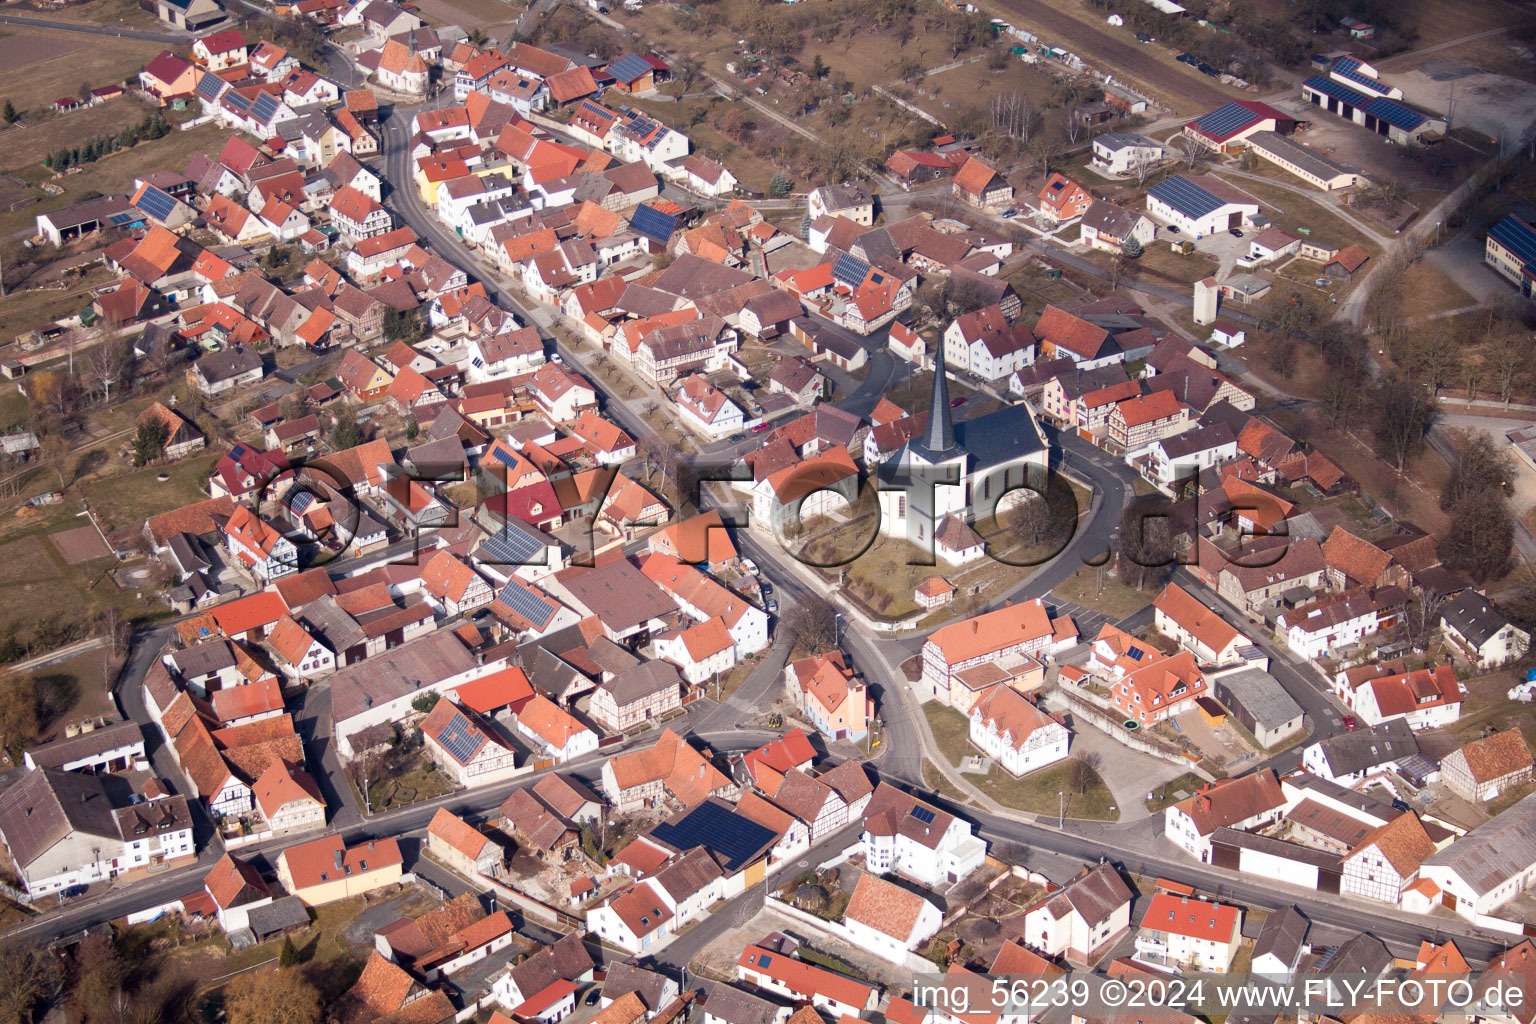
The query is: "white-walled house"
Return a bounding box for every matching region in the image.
[861,783,986,887]
[1020,862,1134,962]
[842,873,942,962]
[1163,771,1285,863]
[967,685,1069,777]
[1135,893,1242,972]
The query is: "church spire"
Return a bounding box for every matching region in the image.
[923,336,956,455]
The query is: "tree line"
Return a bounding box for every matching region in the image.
[45,115,170,173]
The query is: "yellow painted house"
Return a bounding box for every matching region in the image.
[276,834,403,906]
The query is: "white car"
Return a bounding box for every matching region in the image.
[740,558,758,574]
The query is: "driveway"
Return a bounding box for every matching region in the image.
[1424,229,1517,305]
[1045,714,1193,821]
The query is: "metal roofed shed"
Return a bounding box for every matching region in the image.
[1212,668,1304,748]
[647,798,779,871]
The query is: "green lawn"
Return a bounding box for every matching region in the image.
[1052,565,1154,620]
[923,758,971,804]
[973,758,1117,821]
[922,701,972,767]
[80,453,219,536]
[366,757,454,811]
[1144,771,1205,813]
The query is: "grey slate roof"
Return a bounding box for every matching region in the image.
[1310,721,1419,777]
[1441,590,1515,649]
[704,984,787,1024]
[1422,791,1536,896]
[1252,905,1309,970]
[601,660,682,708]
[0,769,134,870]
[1216,668,1302,730]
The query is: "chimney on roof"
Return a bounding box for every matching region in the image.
[334,848,344,870]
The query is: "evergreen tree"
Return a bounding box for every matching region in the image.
[133,418,169,466]
[810,54,827,79]
[1,100,14,124]
[1121,234,1143,258]
[770,171,792,197]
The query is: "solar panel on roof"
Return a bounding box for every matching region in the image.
[1147,176,1224,220]
[648,801,777,871]
[1128,647,1144,661]
[1330,61,1392,96]
[499,578,555,626]
[1363,96,1426,131]
[910,804,936,824]
[197,74,225,101]
[490,445,520,468]
[108,212,138,226]
[608,54,653,84]
[225,92,252,114]
[1192,101,1260,139]
[287,490,316,515]
[630,204,676,244]
[759,954,773,967]
[480,521,544,566]
[1490,215,1536,267]
[437,710,484,763]
[832,251,871,286]
[252,92,281,124]
[135,186,179,223]
[1304,76,1370,109]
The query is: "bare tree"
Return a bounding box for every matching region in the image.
[784,592,839,653]
[1061,112,1085,146]
[988,90,1038,144]
[85,339,123,404]
[1131,153,1159,188]
[1170,132,1206,171]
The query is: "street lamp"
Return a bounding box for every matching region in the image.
[1058,791,1064,829]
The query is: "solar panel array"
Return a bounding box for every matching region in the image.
[435,708,485,764]
[649,801,778,871]
[251,92,282,125]
[1147,176,1224,219]
[630,204,676,244]
[287,489,315,515]
[224,91,253,115]
[832,251,871,287]
[197,74,226,102]
[608,54,653,84]
[134,185,179,223]
[1304,75,1370,110]
[909,804,936,824]
[1191,101,1260,140]
[1362,96,1426,131]
[108,211,140,227]
[480,520,544,566]
[499,578,555,626]
[1490,215,1536,268]
[1330,56,1393,96]
[489,445,521,468]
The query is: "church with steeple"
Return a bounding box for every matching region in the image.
[876,341,1051,559]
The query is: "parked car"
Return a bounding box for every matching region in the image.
[766,598,779,614]
[1198,62,1220,76]
[1166,224,1180,234]
[740,557,758,574]
[1342,714,1357,730]
[1135,31,1153,42]
[1229,228,1244,238]
[760,581,772,595]
[751,422,771,432]
[949,396,966,407]
[1000,208,1016,218]
[585,990,602,1007]
[1176,52,1197,65]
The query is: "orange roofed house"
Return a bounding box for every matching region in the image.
[276,834,403,906]
[953,156,1014,209]
[784,651,873,742]
[920,599,1074,709]
[1162,770,1285,861]
[1134,893,1243,972]
[599,727,734,813]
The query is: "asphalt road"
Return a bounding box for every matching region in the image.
[0,12,185,42]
